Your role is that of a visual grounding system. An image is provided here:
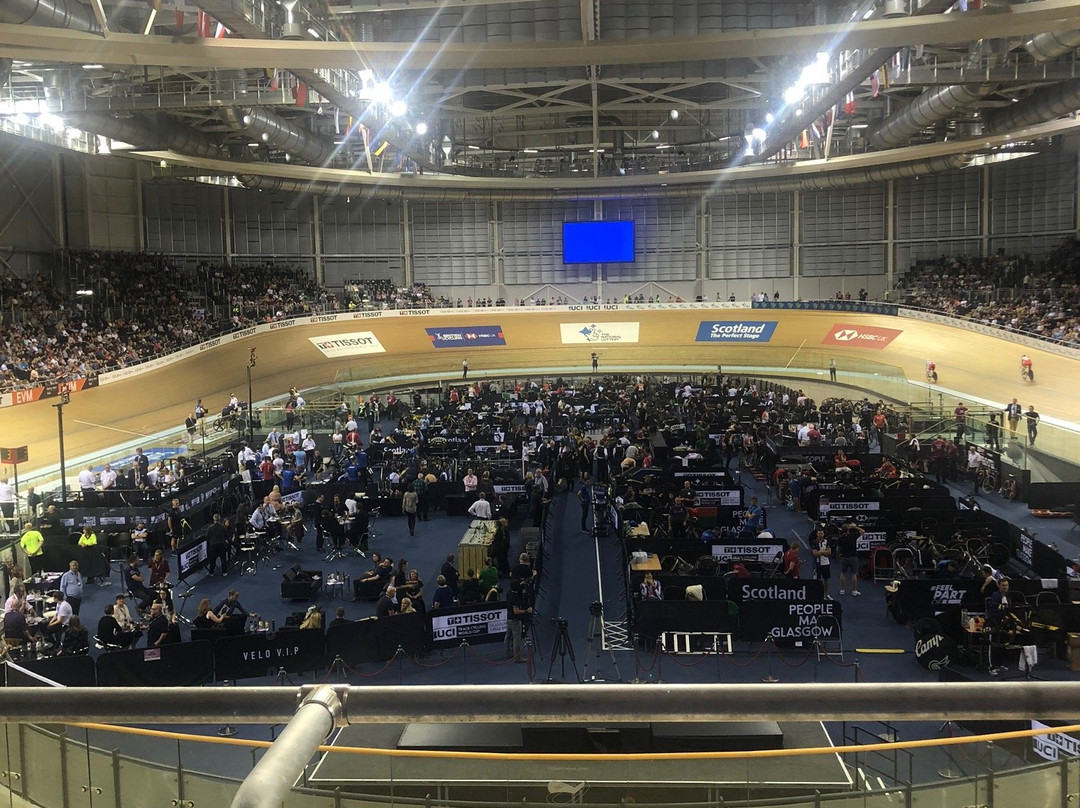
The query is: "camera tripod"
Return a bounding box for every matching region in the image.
[581,602,621,682]
[545,617,581,683]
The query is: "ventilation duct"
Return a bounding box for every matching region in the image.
[868,84,993,149]
[985,78,1080,134]
[1024,30,1080,62]
[0,0,100,31]
[214,69,249,98]
[220,107,333,166]
[883,0,906,18]
[74,113,221,158]
[233,154,969,201]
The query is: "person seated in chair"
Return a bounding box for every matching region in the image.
[639,571,663,600]
[193,598,225,631]
[214,589,252,634]
[41,591,72,651]
[96,604,140,649]
[122,556,156,612]
[59,615,89,655]
[3,603,42,647]
[352,555,393,600]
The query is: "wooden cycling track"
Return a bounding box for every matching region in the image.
[1,309,1074,478]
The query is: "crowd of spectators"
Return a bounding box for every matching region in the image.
[898,240,1080,344]
[0,252,341,393]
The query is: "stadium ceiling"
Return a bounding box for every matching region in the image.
[1,0,1080,194]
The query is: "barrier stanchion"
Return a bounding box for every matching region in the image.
[217,680,237,737]
[762,637,780,683]
[461,639,470,683]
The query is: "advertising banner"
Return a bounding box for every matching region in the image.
[430,602,508,647]
[559,322,640,344]
[695,321,778,343]
[1032,721,1080,762]
[426,326,506,348]
[741,600,844,646]
[821,323,903,349]
[307,332,386,358]
[711,543,786,564]
[213,630,326,681]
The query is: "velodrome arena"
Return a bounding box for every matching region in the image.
[6,0,1080,805]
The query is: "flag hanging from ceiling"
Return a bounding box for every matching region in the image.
[799,130,810,149]
[843,91,855,115]
[870,70,880,98]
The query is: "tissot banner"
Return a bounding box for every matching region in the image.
[429,602,508,647]
[308,332,387,358]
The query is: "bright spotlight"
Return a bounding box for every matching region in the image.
[389,99,408,117]
[651,130,660,139]
[415,121,428,135]
[669,109,679,120]
[751,127,767,143]
[371,82,393,105]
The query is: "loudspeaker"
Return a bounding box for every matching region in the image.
[283,564,301,582]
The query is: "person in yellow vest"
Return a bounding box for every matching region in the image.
[77,525,108,584]
[19,521,44,557]
[77,526,98,548]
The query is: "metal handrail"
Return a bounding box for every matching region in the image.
[2,682,1080,724]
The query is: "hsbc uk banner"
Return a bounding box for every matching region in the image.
[696,321,778,343]
[821,323,903,349]
[426,326,506,348]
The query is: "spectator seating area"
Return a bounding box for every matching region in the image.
[0,252,341,392]
[4,242,1080,395]
[896,238,1080,345]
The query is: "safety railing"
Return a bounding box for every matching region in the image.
[1,692,1080,808]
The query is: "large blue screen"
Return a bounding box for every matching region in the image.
[562,221,635,264]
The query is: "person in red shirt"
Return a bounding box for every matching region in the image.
[783,541,802,578]
[954,401,969,442]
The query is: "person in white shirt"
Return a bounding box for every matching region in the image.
[99,463,117,490]
[468,492,493,519]
[43,591,73,649]
[78,465,97,496]
[0,477,15,531]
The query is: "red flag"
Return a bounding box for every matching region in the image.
[295,82,308,107]
[269,70,279,91]
[175,6,184,30]
[843,92,855,115]
[196,10,210,37]
[799,130,810,149]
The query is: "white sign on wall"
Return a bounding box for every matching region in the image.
[559,322,640,344]
[307,332,387,358]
